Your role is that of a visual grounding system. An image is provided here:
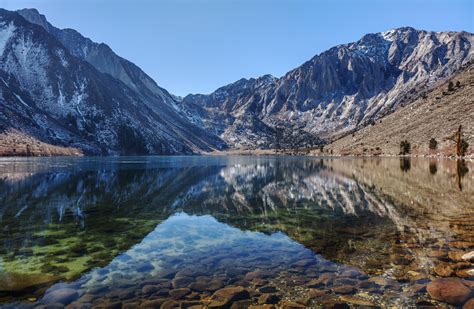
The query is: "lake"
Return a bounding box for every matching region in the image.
[0,156,473,308]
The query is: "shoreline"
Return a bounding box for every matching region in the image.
[1,151,472,161]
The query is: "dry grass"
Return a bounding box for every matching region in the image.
[0,129,83,157]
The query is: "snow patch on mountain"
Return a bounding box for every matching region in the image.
[0,21,15,56]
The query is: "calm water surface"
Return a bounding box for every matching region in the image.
[0,156,473,308]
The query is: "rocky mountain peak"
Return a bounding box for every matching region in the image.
[15,8,51,32]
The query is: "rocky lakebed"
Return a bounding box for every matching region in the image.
[0,156,472,308]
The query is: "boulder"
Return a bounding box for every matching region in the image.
[427,278,472,305]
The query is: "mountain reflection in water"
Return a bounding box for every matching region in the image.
[0,156,473,308]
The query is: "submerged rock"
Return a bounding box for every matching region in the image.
[171,276,194,289]
[257,286,277,294]
[208,286,250,308]
[463,298,474,309]
[339,295,377,307]
[0,273,59,292]
[332,285,355,294]
[244,270,272,281]
[462,251,474,262]
[306,273,334,288]
[258,293,280,305]
[280,301,305,309]
[169,288,191,300]
[456,268,474,279]
[433,263,454,277]
[41,288,79,305]
[427,278,472,305]
[449,251,466,262]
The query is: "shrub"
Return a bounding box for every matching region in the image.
[400,158,411,172]
[456,81,461,88]
[448,81,454,91]
[429,138,437,150]
[400,140,411,155]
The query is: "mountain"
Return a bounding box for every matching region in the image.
[181,27,473,149]
[1,8,472,155]
[324,62,474,156]
[0,9,225,155]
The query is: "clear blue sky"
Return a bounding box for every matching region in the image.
[1,0,473,96]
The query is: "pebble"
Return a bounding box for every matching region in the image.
[208,287,250,308]
[279,301,305,309]
[456,268,474,279]
[340,268,365,278]
[449,251,466,262]
[244,270,272,281]
[258,293,280,304]
[257,286,277,293]
[171,276,194,289]
[462,251,474,262]
[169,288,191,300]
[450,242,474,249]
[160,300,178,309]
[433,262,454,277]
[139,299,166,308]
[339,295,377,307]
[306,273,334,288]
[141,285,159,295]
[292,259,316,268]
[332,285,355,294]
[427,250,448,258]
[462,298,474,309]
[230,299,254,309]
[306,288,327,298]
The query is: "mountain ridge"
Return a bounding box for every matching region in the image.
[180,26,472,149]
[0,8,225,155]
